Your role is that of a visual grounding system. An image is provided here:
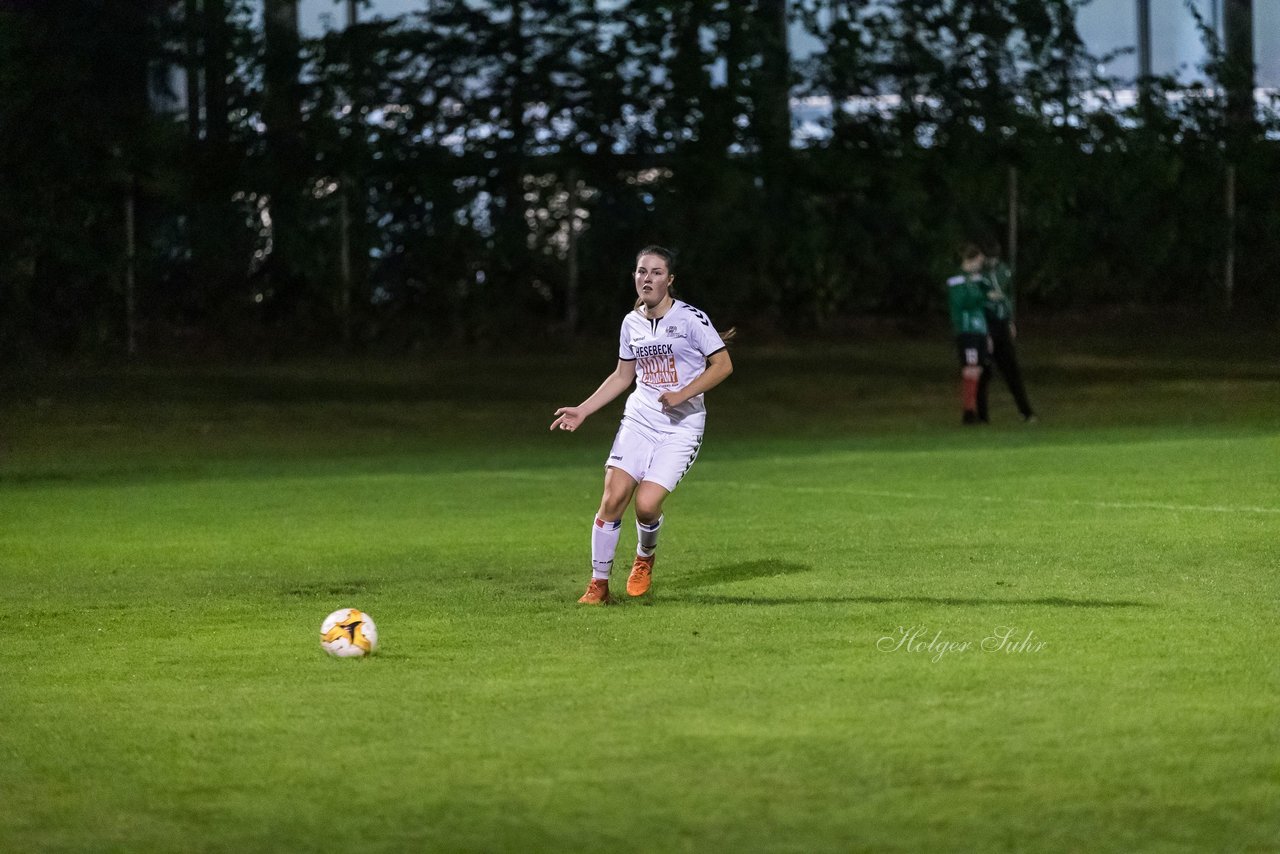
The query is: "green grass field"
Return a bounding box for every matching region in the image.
[2,321,1278,852]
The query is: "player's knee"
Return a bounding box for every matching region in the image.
[634,503,661,525]
[598,491,630,520]
[634,493,665,524]
[962,366,982,380]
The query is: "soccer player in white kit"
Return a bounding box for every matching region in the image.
[550,246,734,604]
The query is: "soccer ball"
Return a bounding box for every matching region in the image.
[320,608,378,658]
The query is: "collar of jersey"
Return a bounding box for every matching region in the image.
[639,299,681,322]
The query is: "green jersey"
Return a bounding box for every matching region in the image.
[947,271,989,335]
[983,261,1014,323]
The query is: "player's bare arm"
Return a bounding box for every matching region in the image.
[551,359,638,431]
[657,350,733,409]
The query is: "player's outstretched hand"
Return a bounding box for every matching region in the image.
[551,406,585,432]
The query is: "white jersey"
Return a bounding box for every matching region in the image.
[618,299,727,433]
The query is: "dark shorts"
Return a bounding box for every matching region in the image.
[985,315,1014,347]
[956,333,991,368]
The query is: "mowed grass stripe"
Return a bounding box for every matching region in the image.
[481,468,1280,515]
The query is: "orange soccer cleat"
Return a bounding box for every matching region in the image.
[578,578,612,605]
[626,553,655,597]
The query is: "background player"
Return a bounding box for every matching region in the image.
[948,244,992,425]
[982,242,1037,423]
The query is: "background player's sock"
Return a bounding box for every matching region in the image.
[962,373,978,413]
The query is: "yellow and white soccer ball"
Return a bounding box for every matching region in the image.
[320,608,378,658]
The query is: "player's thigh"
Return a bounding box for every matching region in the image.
[962,332,977,368]
[643,431,703,494]
[605,422,656,487]
[956,334,985,368]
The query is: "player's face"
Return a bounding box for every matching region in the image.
[961,253,985,274]
[634,254,673,309]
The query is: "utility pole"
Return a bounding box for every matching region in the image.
[1136,0,1152,91]
[1222,0,1253,314]
[1224,163,1235,313]
[183,0,202,140]
[338,0,358,347]
[565,168,580,335]
[125,179,137,357]
[1007,166,1018,274]
[1223,0,1254,132]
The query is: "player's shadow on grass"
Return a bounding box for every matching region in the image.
[672,592,1150,608]
[666,562,1148,608]
[671,558,815,591]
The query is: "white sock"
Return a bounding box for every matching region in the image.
[636,515,663,557]
[591,517,622,579]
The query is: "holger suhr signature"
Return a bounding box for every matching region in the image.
[877,625,1048,663]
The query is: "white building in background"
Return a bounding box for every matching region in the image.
[1078,0,1279,86]
[296,0,1279,89]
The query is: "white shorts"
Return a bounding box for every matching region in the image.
[605,417,703,493]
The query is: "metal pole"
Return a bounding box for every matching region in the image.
[339,185,352,346]
[565,168,580,335]
[1224,163,1236,314]
[342,0,357,346]
[1007,165,1018,274]
[1136,0,1152,84]
[1223,0,1255,131]
[184,0,203,139]
[124,182,137,357]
